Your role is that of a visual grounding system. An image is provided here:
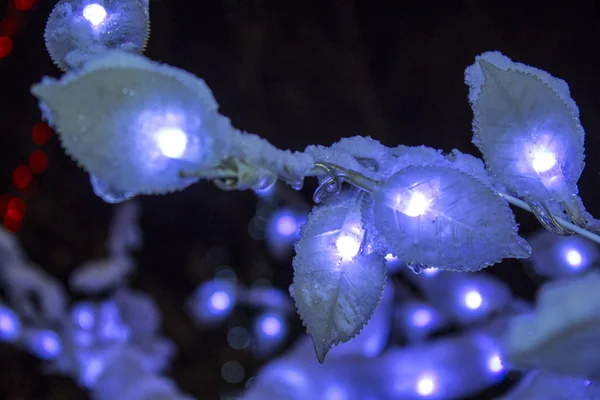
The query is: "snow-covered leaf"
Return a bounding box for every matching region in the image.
[503,271,600,381]
[291,194,387,363]
[31,50,232,198]
[373,162,530,271]
[465,51,585,208]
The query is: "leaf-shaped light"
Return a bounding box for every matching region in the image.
[291,195,387,363]
[503,271,600,381]
[373,164,530,271]
[31,51,233,198]
[465,51,585,210]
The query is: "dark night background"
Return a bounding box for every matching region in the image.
[1,0,600,399]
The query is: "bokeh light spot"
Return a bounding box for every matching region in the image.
[14,0,37,11]
[32,122,52,145]
[221,360,245,383]
[261,316,282,337]
[488,353,504,373]
[210,290,231,312]
[7,197,26,221]
[276,214,297,236]
[13,165,32,189]
[3,213,23,232]
[412,308,432,328]
[29,150,49,174]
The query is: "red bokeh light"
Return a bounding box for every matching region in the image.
[14,0,37,11]
[7,197,26,221]
[0,36,13,59]
[29,150,48,174]
[32,122,52,145]
[13,165,33,189]
[4,213,23,232]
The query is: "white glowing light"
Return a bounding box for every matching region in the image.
[276,215,297,236]
[155,127,188,159]
[402,191,432,217]
[210,291,230,312]
[423,267,439,277]
[565,249,583,268]
[464,290,483,310]
[416,375,435,396]
[488,353,504,373]
[82,4,107,27]
[531,147,557,173]
[335,234,361,259]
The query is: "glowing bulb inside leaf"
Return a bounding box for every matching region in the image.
[464,290,483,310]
[565,248,583,268]
[531,147,557,173]
[488,353,504,373]
[416,375,435,396]
[82,4,107,27]
[400,191,432,217]
[335,234,361,259]
[155,127,188,159]
[276,214,298,236]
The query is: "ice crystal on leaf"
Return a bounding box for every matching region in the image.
[31,51,232,198]
[291,193,387,363]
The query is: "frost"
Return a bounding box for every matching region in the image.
[305,136,396,180]
[31,51,233,197]
[503,271,600,381]
[291,195,387,362]
[373,163,530,271]
[465,51,586,210]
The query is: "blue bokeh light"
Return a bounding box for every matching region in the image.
[0,305,21,343]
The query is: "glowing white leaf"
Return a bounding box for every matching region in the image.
[504,271,600,381]
[291,195,387,363]
[373,164,530,271]
[465,51,585,208]
[31,51,232,197]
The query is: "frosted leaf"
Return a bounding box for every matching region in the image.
[305,136,395,180]
[45,0,150,71]
[501,371,600,400]
[32,51,232,197]
[503,271,600,381]
[465,51,585,209]
[70,258,134,294]
[373,164,530,271]
[291,195,387,363]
